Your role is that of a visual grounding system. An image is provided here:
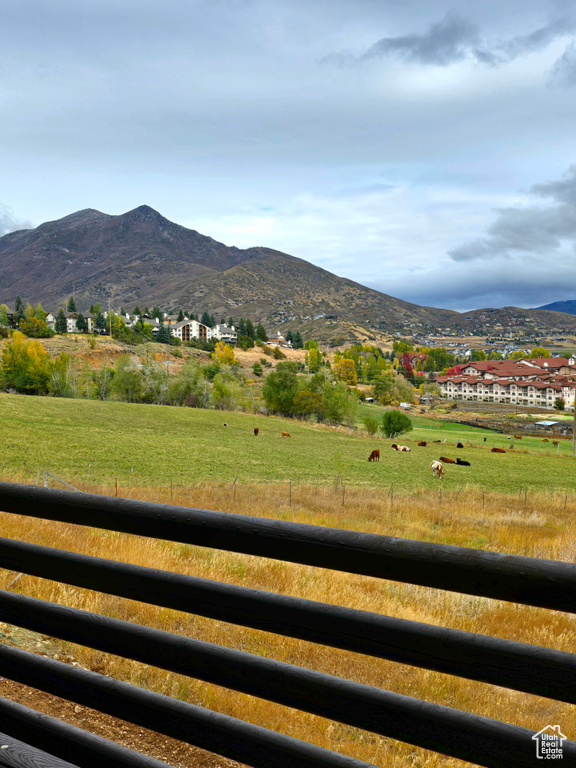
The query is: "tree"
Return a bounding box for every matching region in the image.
[55,308,67,334]
[252,362,263,377]
[381,410,413,438]
[0,305,9,327]
[554,397,565,411]
[285,330,294,344]
[262,361,299,415]
[76,313,87,333]
[14,295,25,325]
[110,355,142,402]
[95,311,107,332]
[34,303,47,322]
[530,347,551,358]
[1,331,50,393]
[67,296,77,312]
[177,309,184,322]
[256,323,268,341]
[293,389,324,419]
[228,317,234,327]
[322,381,358,426]
[363,415,379,436]
[333,358,357,386]
[157,324,172,344]
[133,306,141,317]
[201,311,213,328]
[245,319,255,339]
[237,318,247,337]
[19,316,54,338]
[470,350,488,362]
[212,342,238,366]
[293,331,303,349]
[152,306,163,321]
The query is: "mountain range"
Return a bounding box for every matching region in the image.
[2,204,576,343]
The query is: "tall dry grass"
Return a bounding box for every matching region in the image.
[1,471,575,767]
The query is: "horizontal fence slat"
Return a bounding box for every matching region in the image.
[0,631,574,767]
[0,483,575,611]
[0,729,80,768]
[0,645,374,768]
[0,697,177,768]
[0,549,575,703]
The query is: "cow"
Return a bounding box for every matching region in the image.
[223,423,229,427]
[514,435,522,440]
[431,460,444,478]
[281,432,291,437]
[456,442,464,449]
[456,458,470,466]
[418,441,427,447]
[542,439,549,442]
[368,449,380,462]
[391,444,411,452]
[553,440,559,446]
[491,447,505,453]
[439,456,455,464]
[254,428,259,436]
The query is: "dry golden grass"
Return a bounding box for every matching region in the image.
[1,472,575,767]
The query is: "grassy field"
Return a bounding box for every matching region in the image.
[2,393,576,766]
[3,392,576,495]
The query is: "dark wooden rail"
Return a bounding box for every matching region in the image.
[0,482,574,767]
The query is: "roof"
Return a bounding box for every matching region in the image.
[535,420,559,426]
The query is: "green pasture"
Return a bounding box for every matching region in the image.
[1,393,576,495]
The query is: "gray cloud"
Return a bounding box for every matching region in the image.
[449,166,576,263]
[549,42,576,86]
[363,12,479,66]
[336,13,575,68]
[0,206,32,237]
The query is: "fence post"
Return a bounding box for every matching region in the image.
[43,470,48,489]
[289,481,292,507]
[342,485,345,507]
[232,476,238,503]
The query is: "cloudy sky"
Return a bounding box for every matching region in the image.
[2,0,576,312]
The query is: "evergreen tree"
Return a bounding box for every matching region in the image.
[293,331,303,349]
[220,318,225,325]
[133,305,141,317]
[256,322,268,341]
[237,318,247,337]
[152,306,163,320]
[14,295,25,325]
[95,311,106,332]
[228,316,234,327]
[55,308,67,334]
[177,309,184,322]
[76,313,87,332]
[67,296,77,312]
[285,330,294,344]
[201,311,212,327]
[157,324,172,344]
[210,314,216,328]
[245,319,255,339]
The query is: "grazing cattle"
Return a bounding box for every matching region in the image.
[439,456,455,464]
[456,458,470,466]
[254,428,259,436]
[491,447,505,453]
[281,432,291,437]
[553,440,559,446]
[456,442,464,449]
[542,439,549,442]
[368,449,380,462]
[431,460,444,479]
[391,444,411,452]
[514,435,522,440]
[418,441,427,447]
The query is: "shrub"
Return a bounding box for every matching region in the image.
[363,415,379,436]
[380,410,413,438]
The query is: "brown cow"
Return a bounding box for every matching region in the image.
[418,441,427,447]
[513,435,522,440]
[439,456,455,464]
[553,440,559,446]
[542,439,549,442]
[281,432,291,437]
[368,449,380,462]
[254,428,259,436]
[491,447,506,453]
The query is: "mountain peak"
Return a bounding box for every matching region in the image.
[121,205,168,224]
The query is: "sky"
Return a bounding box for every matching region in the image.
[2,0,576,312]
